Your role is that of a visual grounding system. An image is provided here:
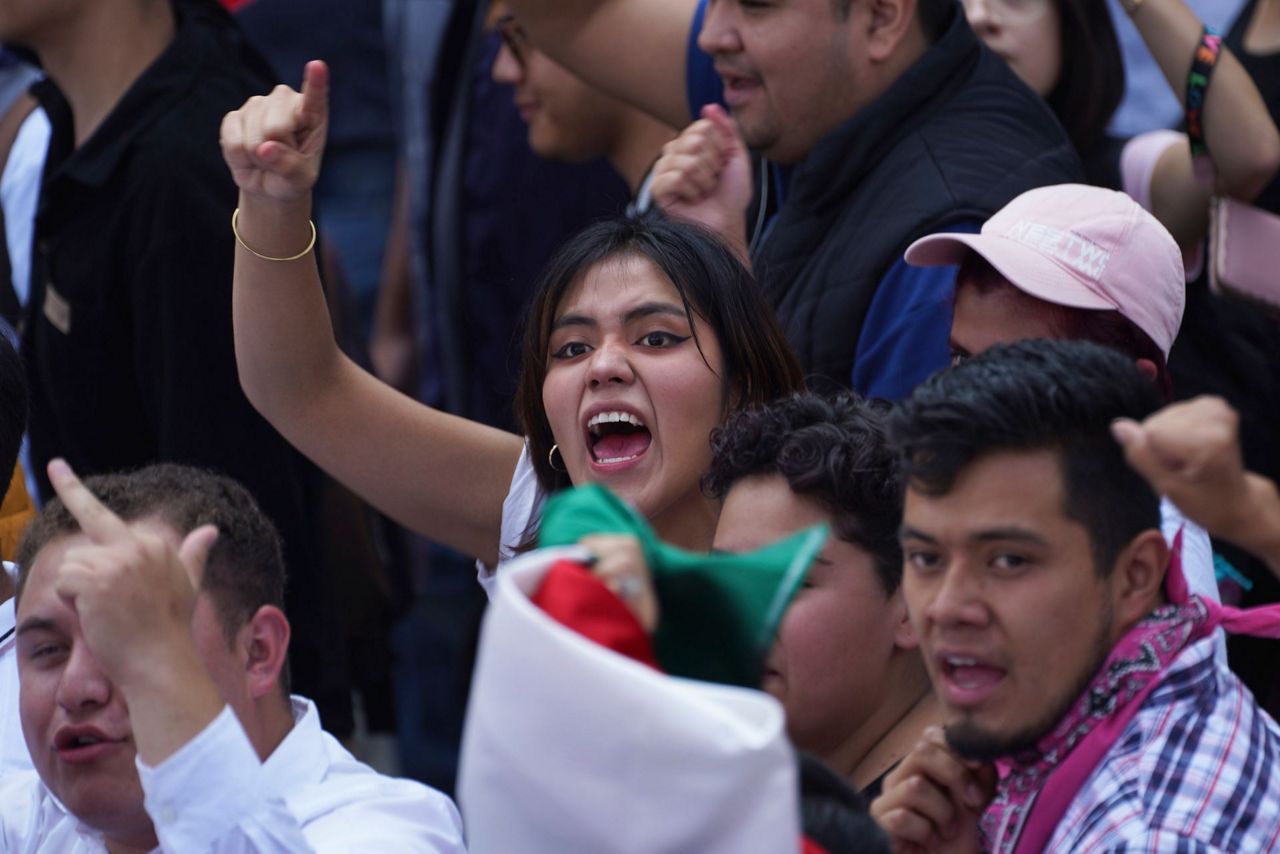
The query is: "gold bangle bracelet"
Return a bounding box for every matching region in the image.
[231,208,317,262]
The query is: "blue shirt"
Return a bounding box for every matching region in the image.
[851,248,970,402]
[851,221,980,401]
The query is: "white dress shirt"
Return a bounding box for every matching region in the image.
[0,561,29,778]
[0,699,466,852]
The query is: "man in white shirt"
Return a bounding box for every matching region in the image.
[0,462,464,852]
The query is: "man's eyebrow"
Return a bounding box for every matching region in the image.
[970,527,1048,546]
[15,616,60,637]
[899,526,937,543]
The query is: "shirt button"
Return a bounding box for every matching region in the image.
[159,806,177,823]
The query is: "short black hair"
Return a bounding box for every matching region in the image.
[704,392,904,593]
[16,464,288,656]
[0,332,26,479]
[888,339,1163,574]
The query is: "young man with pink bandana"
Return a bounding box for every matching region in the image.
[872,338,1280,852]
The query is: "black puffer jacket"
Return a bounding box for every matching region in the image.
[753,8,1082,388]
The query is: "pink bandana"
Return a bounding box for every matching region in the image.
[981,531,1280,853]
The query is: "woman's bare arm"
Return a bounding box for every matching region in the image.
[505,0,697,129]
[1131,0,1280,246]
[221,62,522,566]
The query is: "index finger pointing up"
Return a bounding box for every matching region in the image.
[47,458,129,544]
[296,60,330,129]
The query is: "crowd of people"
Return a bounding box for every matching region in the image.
[0,0,1277,850]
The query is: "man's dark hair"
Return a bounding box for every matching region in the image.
[888,339,1163,575]
[0,333,26,479]
[957,254,1173,401]
[704,392,904,593]
[16,464,287,657]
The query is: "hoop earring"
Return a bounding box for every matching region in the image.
[548,444,567,473]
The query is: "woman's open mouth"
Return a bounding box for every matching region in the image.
[586,410,653,466]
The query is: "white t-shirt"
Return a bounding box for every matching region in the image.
[1162,498,1218,604]
[1120,129,1204,278]
[1161,497,1228,660]
[476,442,545,598]
[0,561,27,778]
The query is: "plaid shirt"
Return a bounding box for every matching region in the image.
[1045,637,1280,851]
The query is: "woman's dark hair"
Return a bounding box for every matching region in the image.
[889,339,1163,576]
[703,392,904,594]
[958,254,1173,401]
[514,213,805,495]
[1045,0,1125,157]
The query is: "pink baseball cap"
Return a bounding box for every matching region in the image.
[906,183,1185,357]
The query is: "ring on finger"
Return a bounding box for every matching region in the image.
[615,575,643,601]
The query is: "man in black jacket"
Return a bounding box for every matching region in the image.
[507,0,1081,398]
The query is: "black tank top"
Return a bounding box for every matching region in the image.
[1227,0,1280,211]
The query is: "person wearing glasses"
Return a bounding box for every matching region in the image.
[491,4,675,209]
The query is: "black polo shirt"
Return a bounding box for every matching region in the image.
[22,0,349,731]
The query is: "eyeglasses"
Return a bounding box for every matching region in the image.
[961,0,1052,24]
[495,14,529,68]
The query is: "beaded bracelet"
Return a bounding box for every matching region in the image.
[1185,27,1222,185]
[231,208,317,262]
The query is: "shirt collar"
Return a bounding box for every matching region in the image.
[260,697,329,796]
[36,0,233,191]
[28,773,107,849]
[29,698,326,852]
